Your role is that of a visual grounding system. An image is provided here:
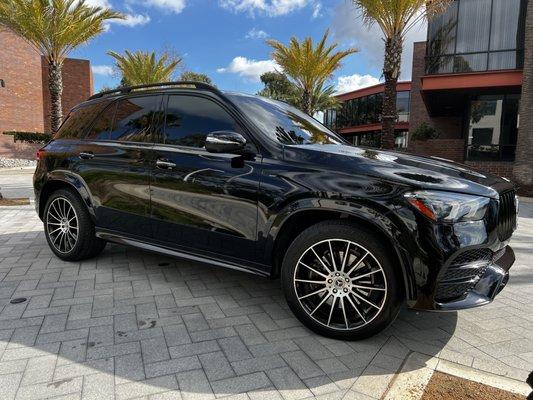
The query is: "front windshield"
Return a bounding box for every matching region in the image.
[228,93,346,146]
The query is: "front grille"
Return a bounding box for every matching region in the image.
[435,249,493,302]
[497,190,517,241]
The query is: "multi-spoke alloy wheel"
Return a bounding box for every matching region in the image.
[294,239,387,331]
[46,197,79,254]
[282,221,400,340]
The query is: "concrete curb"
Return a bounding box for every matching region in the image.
[0,166,36,173]
[383,352,531,400]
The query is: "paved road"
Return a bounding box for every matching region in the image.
[0,168,34,200]
[0,200,532,399]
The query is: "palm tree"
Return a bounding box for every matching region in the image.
[180,71,214,86]
[108,50,182,86]
[267,30,357,115]
[0,0,123,134]
[513,0,533,191]
[352,0,452,149]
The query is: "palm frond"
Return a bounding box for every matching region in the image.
[0,0,124,63]
[108,49,182,86]
[267,30,357,114]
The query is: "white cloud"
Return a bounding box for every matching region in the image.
[91,65,114,76]
[245,28,269,39]
[219,0,310,17]
[312,2,322,19]
[111,13,151,27]
[331,2,427,80]
[217,57,280,81]
[84,0,112,7]
[335,74,381,94]
[139,0,186,14]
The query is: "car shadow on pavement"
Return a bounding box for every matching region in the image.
[0,228,458,399]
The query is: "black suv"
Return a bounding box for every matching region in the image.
[34,82,518,340]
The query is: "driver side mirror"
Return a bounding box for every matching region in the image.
[205,131,247,154]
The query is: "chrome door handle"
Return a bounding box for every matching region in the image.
[156,159,176,169]
[79,151,94,159]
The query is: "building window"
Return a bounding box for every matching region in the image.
[466,94,520,161]
[427,0,526,74]
[329,90,410,130]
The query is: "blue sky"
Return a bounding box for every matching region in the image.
[75,0,428,94]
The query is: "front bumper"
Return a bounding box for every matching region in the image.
[435,245,514,310]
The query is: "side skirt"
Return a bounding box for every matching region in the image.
[96,231,269,278]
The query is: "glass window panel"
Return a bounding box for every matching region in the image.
[456,0,491,53]
[396,91,410,115]
[164,95,238,148]
[466,94,519,161]
[427,56,454,74]
[488,51,518,70]
[109,96,161,142]
[490,0,521,51]
[454,53,488,72]
[428,1,458,57]
[227,94,343,146]
[85,102,117,141]
[57,100,111,140]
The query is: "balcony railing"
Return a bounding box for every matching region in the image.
[426,50,524,75]
[466,144,516,162]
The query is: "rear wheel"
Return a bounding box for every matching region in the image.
[281,221,401,340]
[44,188,106,261]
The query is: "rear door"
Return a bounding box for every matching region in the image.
[77,94,162,238]
[150,93,262,261]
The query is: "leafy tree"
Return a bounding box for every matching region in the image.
[257,72,297,103]
[352,0,452,149]
[108,50,182,86]
[267,30,356,115]
[0,0,123,133]
[258,72,340,115]
[180,71,214,86]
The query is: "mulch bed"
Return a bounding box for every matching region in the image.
[0,198,30,206]
[421,372,527,400]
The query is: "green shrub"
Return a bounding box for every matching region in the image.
[410,123,439,141]
[2,131,52,144]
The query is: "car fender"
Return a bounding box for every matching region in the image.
[265,197,416,300]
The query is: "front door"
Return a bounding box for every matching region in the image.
[150,93,262,261]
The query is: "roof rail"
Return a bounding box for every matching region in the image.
[88,81,222,100]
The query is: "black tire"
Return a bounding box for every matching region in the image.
[281,220,402,340]
[43,188,106,261]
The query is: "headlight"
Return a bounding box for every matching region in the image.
[404,191,490,222]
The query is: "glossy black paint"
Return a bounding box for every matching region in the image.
[34,87,517,312]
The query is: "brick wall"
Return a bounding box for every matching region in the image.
[465,161,515,180]
[408,42,464,142]
[0,30,92,160]
[0,31,45,134]
[407,139,466,163]
[42,57,93,133]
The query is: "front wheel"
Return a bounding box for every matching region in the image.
[281,221,402,340]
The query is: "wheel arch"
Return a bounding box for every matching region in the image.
[38,171,95,221]
[268,203,416,301]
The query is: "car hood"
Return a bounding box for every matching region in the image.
[285,144,514,199]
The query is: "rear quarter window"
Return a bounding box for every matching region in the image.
[54,100,111,139]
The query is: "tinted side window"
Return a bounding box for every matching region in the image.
[163,95,238,147]
[85,102,116,140]
[110,96,162,142]
[55,100,110,139]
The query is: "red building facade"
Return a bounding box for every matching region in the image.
[0,30,93,158]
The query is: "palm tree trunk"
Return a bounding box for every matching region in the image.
[48,60,63,134]
[381,34,403,149]
[513,0,533,194]
[302,89,312,115]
